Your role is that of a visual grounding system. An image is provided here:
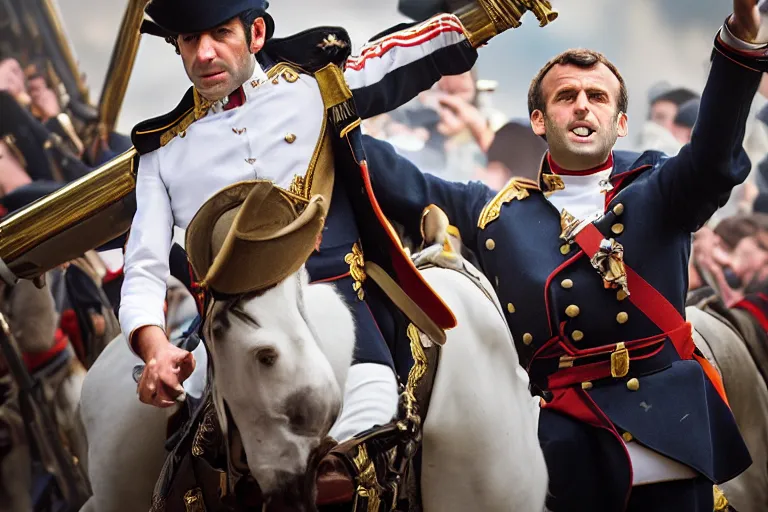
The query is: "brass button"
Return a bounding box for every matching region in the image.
[565,305,580,318]
[560,244,571,255]
[561,279,574,289]
[272,78,279,84]
[613,203,625,216]
[285,133,297,144]
[581,382,593,390]
[179,130,186,138]
[571,330,584,342]
[622,432,634,443]
[485,239,496,251]
[507,303,516,314]
[616,312,629,324]
[617,290,628,301]
[251,80,261,88]
[522,333,533,346]
[232,127,246,135]
[611,223,625,235]
[245,158,257,164]
[627,378,640,391]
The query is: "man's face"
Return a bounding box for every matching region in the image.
[177,17,266,101]
[437,72,475,103]
[730,236,768,288]
[530,63,627,171]
[649,100,677,132]
[0,58,27,97]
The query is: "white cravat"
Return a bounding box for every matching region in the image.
[546,168,613,221]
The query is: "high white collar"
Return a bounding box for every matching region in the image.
[546,167,614,221]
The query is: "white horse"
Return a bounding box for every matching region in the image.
[78,251,546,511]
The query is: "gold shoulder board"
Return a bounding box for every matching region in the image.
[477,177,540,230]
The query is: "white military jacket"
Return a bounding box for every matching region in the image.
[119,14,476,346]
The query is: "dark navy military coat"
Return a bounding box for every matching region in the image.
[364,42,758,510]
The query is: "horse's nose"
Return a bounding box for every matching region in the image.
[263,471,318,512]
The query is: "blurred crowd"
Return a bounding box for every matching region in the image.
[0,50,131,216]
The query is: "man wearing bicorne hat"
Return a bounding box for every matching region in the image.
[360,0,768,510]
[121,0,552,456]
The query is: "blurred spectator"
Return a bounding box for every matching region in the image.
[693,214,768,306]
[473,121,548,190]
[636,82,699,155]
[670,98,699,145]
[364,70,505,182]
[647,83,699,132]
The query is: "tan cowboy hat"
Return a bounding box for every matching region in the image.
[185,180,328,295]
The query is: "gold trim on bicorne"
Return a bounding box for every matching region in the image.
[352,444,382,512]
[345,242,366,301]
[477,177,540,229]
[183,488,205,512]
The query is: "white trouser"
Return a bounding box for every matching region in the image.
[328,363,399,442]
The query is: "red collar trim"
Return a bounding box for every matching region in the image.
[547,153,614,176]
[223,87,246,111]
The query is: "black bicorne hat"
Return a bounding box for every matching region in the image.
[143,0,274,40]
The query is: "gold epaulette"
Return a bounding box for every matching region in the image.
[160,109,196,147]
[477,177,540,229]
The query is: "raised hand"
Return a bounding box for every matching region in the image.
[730,0,762,43]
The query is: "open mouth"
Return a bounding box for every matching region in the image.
[571,126,595,138]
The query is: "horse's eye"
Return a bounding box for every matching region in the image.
[255,347,279,367]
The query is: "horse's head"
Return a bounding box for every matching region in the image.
[204,268,343,510]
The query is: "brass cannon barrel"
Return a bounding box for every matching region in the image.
[456,0,558,47]
[0,149,138,282]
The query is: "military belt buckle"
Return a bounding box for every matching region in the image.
[611,342,629,378]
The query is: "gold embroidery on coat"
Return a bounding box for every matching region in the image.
[477,177,540,229]
[542,173,565,193]
[404,323,427,422]
[345,242,366,301]
[160,110,197,147]
[352,444,382,512]
[183,488,205,512]
[191,402,216,457]
[318,33,349,50]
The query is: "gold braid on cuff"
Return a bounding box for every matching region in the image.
[456,0,558,47]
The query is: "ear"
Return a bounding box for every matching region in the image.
[531,110,546,137]
[249,17,267,54]
[616,111,628,138]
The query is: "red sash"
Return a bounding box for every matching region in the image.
[573,223,729,406]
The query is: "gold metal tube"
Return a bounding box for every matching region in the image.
[99,0,152,134]
[455,0,558,47]
[0,149,138,279]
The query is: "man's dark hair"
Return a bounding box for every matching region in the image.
[238,9,265,48]
[527,49,629,117]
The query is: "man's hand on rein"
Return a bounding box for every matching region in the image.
[134,325,196,408]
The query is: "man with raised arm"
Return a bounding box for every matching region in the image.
[363,1,765,509]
